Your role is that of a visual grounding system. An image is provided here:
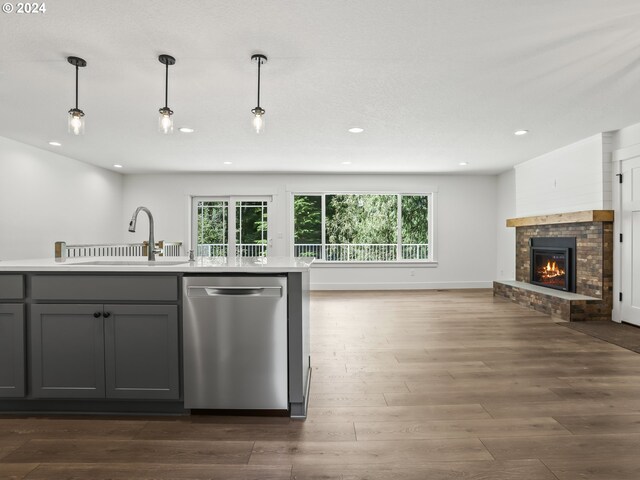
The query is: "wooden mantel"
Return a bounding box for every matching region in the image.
[506,210,614,228]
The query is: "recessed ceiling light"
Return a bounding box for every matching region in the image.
[113,164,123,169]
[179,127,195,133]
[48,141,62,147]
[459,162,469,166]
[341,161,352,165]
[514,129,529,136]
[348,127,364,133]
[223,161,232,165]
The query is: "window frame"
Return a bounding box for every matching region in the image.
[290,191,436,265]
[191,195,273,258]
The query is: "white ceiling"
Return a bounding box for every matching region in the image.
[2,0,640,174]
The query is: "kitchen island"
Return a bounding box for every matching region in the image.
[0,256,312,418]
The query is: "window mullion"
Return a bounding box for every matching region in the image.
[195,200,201,256]
[397,194,402,261]
[239,202,243,257]
[321,194,326,261]
[227,200,235,258]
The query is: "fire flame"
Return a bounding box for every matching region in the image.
[540,260,565,279]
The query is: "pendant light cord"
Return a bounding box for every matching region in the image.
[75,65,79,110]
[164,62,169,109]
[256,59,261,108]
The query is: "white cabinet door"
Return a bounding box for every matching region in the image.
[622,158,640,326]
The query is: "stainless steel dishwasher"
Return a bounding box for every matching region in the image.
[182,275,288,410]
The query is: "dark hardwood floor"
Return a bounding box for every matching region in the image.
[2,289,640,479]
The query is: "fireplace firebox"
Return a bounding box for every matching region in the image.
[529,237,576,292]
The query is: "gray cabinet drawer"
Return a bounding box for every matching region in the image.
[0,275,24,300]
[31,275,178,302]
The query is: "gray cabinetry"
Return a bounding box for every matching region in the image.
[287,271,311,417]
[0,304,25,397]
[30,303,180,400]
[30,304,105,398]
[104,305,179,400]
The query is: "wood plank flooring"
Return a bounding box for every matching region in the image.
[2,289,640,479]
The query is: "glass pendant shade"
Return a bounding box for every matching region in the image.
[252,107,265,134]
[68,108,85,135]
[158,107,174,134]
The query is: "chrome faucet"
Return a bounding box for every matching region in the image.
[128,206,161,261]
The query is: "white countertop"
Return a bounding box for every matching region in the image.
[0,256,314,273]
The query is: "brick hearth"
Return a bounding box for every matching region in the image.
[494,210,614,321]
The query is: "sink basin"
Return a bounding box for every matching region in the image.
[72,260,189,266]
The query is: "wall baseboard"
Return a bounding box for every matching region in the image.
[310,281,493,291]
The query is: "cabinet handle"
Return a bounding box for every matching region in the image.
[93,311,102,318]
[103,312,111,318]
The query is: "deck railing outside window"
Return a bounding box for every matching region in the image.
[294,243,429,261]
[196,242,429,261]
[197,244,266,257]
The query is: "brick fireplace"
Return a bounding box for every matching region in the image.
[494,210,614,321]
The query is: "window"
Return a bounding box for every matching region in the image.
[193,196,269,257]
[293,193,432,262]
[195,199,229,256]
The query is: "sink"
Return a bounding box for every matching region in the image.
[72,260,189,266]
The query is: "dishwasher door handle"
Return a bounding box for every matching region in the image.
[187,286,282,297]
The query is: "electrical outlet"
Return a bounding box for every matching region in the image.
[410,269,415,277]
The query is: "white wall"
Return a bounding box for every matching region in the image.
[514,134,607,217]
[613,121,640,150]
[0,136,124,260]
[123,173,498,290]
[602,132,613,210]
[495,169,515,280]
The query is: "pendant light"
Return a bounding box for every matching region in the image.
[67,56,87,135]
[158,54,176,134]
[251,54,267,134]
